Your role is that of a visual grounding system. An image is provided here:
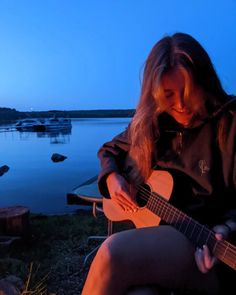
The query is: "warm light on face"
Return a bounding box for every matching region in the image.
[153,68,203,127]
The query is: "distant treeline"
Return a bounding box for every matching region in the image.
[0,107,135,123]
[0,107,22,122]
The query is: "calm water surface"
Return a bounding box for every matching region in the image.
[0,118,130,214]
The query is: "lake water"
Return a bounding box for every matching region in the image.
[0,118,130,214]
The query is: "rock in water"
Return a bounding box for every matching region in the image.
[51,153,67,163]
[0,165,9,177]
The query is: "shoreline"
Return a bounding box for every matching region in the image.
[0,108,135,124]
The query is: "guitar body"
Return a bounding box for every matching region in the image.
[103,170,174,228]
[102,169,236,271]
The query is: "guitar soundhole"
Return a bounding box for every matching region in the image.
[136,184,151,207]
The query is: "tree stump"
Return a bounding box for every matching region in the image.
[0,206,30,237]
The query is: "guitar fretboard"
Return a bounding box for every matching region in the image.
[147,191,236,270]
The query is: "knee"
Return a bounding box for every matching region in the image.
[96,233,125,273]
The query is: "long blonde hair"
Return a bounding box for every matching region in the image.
[127,32,229,183]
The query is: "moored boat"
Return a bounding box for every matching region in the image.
[43,117,72,131]
[15,119,45,131]
[15,117,72,132]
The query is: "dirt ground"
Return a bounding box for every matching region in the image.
[0,210,132,295]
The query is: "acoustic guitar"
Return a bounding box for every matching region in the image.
[103,170,236,271]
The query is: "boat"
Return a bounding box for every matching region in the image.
[43,117,72,131]
[15,117,72,132]
[15,119,45,131]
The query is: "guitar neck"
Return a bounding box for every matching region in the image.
[147,191,236,270]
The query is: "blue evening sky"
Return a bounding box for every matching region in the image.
[0,0,235,111]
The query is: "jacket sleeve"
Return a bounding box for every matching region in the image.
[97,127,130,198]
[222,113,236,223]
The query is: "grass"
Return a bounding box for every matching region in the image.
[0,210,107,294]
[0,209,133,295]
[21,263,49,295]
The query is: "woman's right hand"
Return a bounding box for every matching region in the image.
[106,172,138,212]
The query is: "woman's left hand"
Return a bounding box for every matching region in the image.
[194,223,231,273]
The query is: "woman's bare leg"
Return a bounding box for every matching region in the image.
[82,225,219,295]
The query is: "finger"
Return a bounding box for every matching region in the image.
[117,189,138,208]
[119,197,135,211]
[119,196,138,211]
[113,194,137,211]
[202,245,217,270]
[194,248,208,273]
[112,194,131,208]
[213,224,229,239]
[129,185,138,202]
[215,233,223,241]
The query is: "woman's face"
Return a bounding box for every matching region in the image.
[160,68,195,127]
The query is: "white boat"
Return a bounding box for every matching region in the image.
[43,117,72,131]
[15,117,72,132]
[15,119,45,131]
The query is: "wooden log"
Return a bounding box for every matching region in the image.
[0,206,30,237]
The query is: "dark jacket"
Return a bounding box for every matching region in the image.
[97,99,236,228]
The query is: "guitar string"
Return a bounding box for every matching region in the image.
[134,184,236,267]
[137,184,236,265]
[136,184,215,242]
[137,185,236,267]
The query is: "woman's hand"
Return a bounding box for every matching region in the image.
[106,172,138,212]
[194,223,231,273]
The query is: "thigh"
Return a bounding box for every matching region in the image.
[103,225,219,294]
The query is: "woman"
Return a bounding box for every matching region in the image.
[82,33,236,294]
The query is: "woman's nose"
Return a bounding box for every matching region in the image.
[175,96,185,111]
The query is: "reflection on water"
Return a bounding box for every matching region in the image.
[0,118,130,214]
[36,128,72,144]
[16,126,72,144]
